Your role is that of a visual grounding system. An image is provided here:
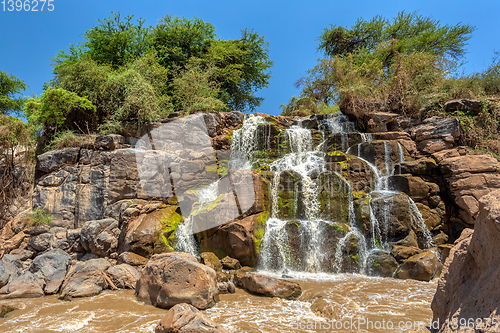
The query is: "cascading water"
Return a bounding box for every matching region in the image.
[224,111,434,277]
[258,114,371,275]
[229,115,268,170]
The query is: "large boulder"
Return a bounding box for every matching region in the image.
[135,252,219,310]
[0,271,44,299]
[0,255,22,288]
[29,248,72,294]
[106,264,140,289]
[234,272,302,300]
[81,218,119,257]
[120,206,181,258]
[395,252,442,282]
[36,148,80,174]
[365,250,398,277]
[431,190,500,331]
[196,212,268,267]
[59,258,112,299]
[410,117,460,142]
[154,303,228,333]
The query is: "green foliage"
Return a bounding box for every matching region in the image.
[51,12,272,123]
[48,130,96,150]
[207,30,273,111]
[0,115,35,167]
[79,12,150,69]
[319,11,475,68]
[0,71,27,116]
[152,15,216,68]
[25,87,96,131]
[479,51,500,96]
[280,96,339,116]
[28,208,53,226]
[172,58,225,113]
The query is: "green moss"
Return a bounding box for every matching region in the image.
[159,206,184,249]
[352,191,367,200]
[330,223,349,234]
[191,193,225,216]
[254,211,269,253]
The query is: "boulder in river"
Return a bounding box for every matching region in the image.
[234,272,301,300]
[135,252,219,310]
[155,303,228,333]
[59,258,112,299]
[395,252,442,282]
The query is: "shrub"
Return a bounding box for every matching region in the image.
[48,130,96,150]
[28,208,53,226]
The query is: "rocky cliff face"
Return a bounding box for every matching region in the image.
[1,109,500,287]
[431,190,500,332]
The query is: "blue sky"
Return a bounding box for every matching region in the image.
[1,0,499,115]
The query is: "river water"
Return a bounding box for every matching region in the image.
[0,273,436,333]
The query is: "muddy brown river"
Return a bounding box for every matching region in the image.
[0,273,436,332]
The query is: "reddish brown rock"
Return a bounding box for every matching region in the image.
[135,252,219,310]
[391,245,422,263]
[431,191,500,331]
[196,212,268,267]
[395,252,442,282]
[154,303,227,333]
[234,272,301,300]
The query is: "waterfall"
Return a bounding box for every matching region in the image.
[176,218,199,256]
[229,115,267,170]
[408,197,435,249]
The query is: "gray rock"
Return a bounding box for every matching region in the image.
[444,99,481,113]
[106,264,140,289]
[0,255,22,288]
[94,134,125,150]
[0,271,44,299]
[29,232,53,252]
[9,248,33,261]
[411,116,460,142]
[36,148,80,174]
[80,218,119,257]
[59,258,111,299]
[217,281,236,294]
[29,248,72,294]
[224,111,244,129]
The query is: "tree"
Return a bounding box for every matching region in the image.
[0,115,33,168]
[25,88,96,132]
[0,71,27,116]
[152,15,216,69]
[319,11,475,68]
[207,29,273,111]
[294,12,475,116]
[172,58,225,113]
[81,12,150,69]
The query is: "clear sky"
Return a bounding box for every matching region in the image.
[1,0,499,115]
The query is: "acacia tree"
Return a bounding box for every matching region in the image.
[292,11,475,116]
[319,11,475,68]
